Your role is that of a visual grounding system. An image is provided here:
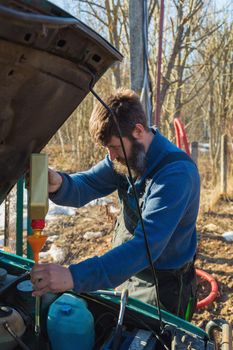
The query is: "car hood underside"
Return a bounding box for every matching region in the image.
[0,0,122,203]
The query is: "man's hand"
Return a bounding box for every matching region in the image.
[48,168,63,193]
[30,263,74,296]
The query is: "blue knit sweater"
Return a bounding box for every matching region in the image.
[50,130,200,293]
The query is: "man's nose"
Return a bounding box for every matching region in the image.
[108,148,117,161]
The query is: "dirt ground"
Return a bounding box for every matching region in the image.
[42,187,233,331]
[194,194,233,327]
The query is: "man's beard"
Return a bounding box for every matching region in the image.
[113,139,147,178]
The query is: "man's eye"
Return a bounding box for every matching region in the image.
[110,146,121,151]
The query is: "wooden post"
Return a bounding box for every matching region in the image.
[191,141,198,165]
[129,0,144,93]
[129,0,151,124]
[220,134,228,194]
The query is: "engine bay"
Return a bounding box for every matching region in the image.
[0,253,216,350]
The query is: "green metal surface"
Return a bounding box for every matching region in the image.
[27,190,33,260]
[16,177,24,256]
[0,250,34,271]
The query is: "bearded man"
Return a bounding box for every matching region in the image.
[31,89,200,320]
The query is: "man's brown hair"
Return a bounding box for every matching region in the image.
[89,88,148,145]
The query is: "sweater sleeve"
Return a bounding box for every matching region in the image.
[69,162,199,292]
[49,156,117,207]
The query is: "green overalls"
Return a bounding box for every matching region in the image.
[112,152,197,320]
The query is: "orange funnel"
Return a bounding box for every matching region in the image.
[28,234,47,263]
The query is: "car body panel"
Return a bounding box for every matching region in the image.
[0,0,122,203]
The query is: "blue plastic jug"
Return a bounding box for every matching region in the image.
[47,293,95,350]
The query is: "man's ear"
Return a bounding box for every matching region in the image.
[132,123,145,139]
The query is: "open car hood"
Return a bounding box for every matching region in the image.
[0,0,123,204]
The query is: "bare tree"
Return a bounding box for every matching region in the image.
[75,0,129,88]
[207,24,233,183]
[48,0,232,182]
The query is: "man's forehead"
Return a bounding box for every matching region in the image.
[106,136,121,147]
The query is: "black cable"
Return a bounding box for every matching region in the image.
[94,312,116,346]
[84,294,169,350]
[0,4,78,28]
[126,311,169,350]
[89,87,164,332]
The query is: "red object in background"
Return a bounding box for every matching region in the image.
[154,0,165,128]
[173,117,190,155]
[173,118,219,309]
[196,269,219,309]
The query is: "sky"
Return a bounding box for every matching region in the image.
[49,0,232,30]
[49,0,232,14]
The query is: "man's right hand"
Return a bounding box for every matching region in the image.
[30,263,74,296]
[48,168,63,193]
